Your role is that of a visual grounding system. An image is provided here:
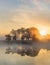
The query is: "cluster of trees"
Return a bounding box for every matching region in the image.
[5,27,40,41]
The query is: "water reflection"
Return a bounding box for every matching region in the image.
[5,46,39,57]
[0,42,50,65]
[4,40,50,57]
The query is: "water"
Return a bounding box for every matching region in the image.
[0,41,50,65]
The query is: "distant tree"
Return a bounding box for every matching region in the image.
[13,35,16,40]
[29,27,40,41]
[17,27,25,34]
[17,29,21,34]
[21,28,32,40]
[10,29,16,36]
[25,28,31,40]
[5,34,11,41]
[5,27,40,41]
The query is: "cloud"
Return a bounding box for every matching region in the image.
[10,9,50,27]
[0,8,50,35]
[32,0,50,11]
[15,0,50,11]
[44,0,50,3]
[0,0,50,35]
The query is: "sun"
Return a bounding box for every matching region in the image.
[40,30,47,36]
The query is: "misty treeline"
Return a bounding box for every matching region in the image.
[5,27,50,41]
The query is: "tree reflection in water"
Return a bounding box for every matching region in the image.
[5,46,39,57]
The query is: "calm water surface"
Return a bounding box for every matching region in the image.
[0,41,50,65]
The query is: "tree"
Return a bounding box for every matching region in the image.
[13,35,16,40]
[29,27,40,41]
[10,29,16,36]
[5,34,11,41]
[17,27,25,34]
[21,28,32,40]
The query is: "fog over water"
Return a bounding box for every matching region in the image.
[0,41,50,65]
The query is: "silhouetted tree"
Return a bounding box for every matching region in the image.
[17,27,25,34]
[13,35,16,40]
[21,28,31,40]
[5,34,11,41]
[10,29,16,36]
[5,27,40,41]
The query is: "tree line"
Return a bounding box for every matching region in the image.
[5,27,40,41]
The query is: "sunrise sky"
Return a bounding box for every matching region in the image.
[0,0,50,35]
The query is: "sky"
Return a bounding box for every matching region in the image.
[0,0,50,35]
